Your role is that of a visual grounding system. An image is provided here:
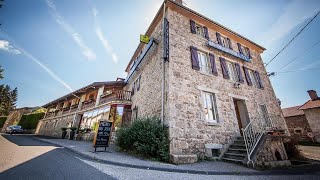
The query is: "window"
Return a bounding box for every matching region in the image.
[248,70,258,88]
[53,120,58,128]
[197,51,211,74]
[202,92,219,123]
[226,61,237,81]
[195,24,204,37]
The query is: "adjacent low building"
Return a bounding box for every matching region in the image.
[37,0,290,166]
[282,90,320,142]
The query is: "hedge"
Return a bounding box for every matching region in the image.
[18,113,45,129]
[0,116,7,128]
[116,117,170,162]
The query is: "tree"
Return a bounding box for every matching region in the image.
[0,66,18,116]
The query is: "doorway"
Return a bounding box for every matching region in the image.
[233,99,249,135]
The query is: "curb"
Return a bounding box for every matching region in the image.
[32,136,320,176]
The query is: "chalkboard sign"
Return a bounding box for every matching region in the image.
[93,121,113,152]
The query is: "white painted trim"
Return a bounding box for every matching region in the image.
[197,86,219,94]
[227,93,248,101]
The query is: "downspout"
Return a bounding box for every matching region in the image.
[161,1,166,127]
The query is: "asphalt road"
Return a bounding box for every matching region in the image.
[0,134,116,180]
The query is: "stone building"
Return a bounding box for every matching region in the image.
[37,0,290,167]
[282,90,320,142]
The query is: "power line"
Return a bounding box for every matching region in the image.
[265,10,320,67]
[274,67,320,74]
[279,39,320,70]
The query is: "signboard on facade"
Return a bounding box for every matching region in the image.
[140,34,150,44]
[93,121,113,152]
[207,40,251,62]
[163,18,169,61]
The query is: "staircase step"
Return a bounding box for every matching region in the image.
[221,157,243,163]
[225,152,246,157]
[230,144,246,148]
[228,148,247,152]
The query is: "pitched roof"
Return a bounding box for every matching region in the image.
[282,106,305,117]
[298,99,320,110]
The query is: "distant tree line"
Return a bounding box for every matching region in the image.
[0,65,18,116]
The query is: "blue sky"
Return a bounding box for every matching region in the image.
[0,0,319,108]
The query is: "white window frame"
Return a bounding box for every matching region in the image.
[226,61,237,82]
[201,91,219,123]
[195,23,204,38]
[220,35,230,49]
[248,69,258,88]
[197,51,211,74]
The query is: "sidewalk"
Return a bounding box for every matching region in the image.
[34,136,320,175]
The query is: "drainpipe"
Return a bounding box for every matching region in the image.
[161,1,166,127]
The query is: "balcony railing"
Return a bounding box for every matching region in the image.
[81,99,95,110]
[70,104,79,113]
[99,90,132,105]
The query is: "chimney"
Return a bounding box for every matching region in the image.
[173,0,183,5]
[307,90,319,100]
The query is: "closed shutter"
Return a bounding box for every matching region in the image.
[190,46,200,70]
[219,57,229,79]
[209,53,218,76]
[245,47,252,59]
[235,63,244,83]
[254,71,264,89]
[131,82,135,95]
[137,75,141,91]
[203,26,209,40]
[216,32,222,45]
[243,66,252,86]
[227,38,233,50]
[237,43,243,54]
[190,20,196,34]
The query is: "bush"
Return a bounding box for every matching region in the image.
[116,117,169,162]
[0,116,7,128]
[18,113,44,129]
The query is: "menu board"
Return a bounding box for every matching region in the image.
[93,121,112,151]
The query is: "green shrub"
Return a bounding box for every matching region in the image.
[0,116,7,128]
[18,113,44,129]
[116,117,169,162]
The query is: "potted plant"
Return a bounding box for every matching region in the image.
[61,127,67,139]
[69,127,77,140]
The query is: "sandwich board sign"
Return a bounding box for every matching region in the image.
[93,121,113,152]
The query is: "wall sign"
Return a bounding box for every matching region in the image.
[207,40,251,62]
[140,34,150,44]
[163,18,169,61]
[93,121,113,152]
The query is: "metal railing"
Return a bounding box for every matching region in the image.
[243,114,287,163]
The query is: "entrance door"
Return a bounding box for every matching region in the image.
[233,99,249,135]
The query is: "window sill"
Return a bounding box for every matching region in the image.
[205,121,220,126]
[198,71,216,77]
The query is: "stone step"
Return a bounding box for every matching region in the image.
[230,144,246,149]
[227,149,247,155]
[224,152,247,157]
[221,157,243,163]
[228,148,247,152]
[224,153,246,160]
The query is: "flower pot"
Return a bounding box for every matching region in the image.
[69,131,75,140]
[61,131,67,139]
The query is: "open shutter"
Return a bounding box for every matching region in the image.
[245,47,252,59]
[190,20,196,34]
[243,66,252,86]
[209,53,218,76]
[219,57,229,79]
[190,46,200,70]
[235,63,244,83]
[227,38,233,50]
[131,82,135,95]
[203,26,209,40]
[237,43,243,54]
[254,71,264,89]
[216,32,222,45]
[137,75,141,91]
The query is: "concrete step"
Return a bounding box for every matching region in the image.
[229,144,246,149]
[224,152,246,157]
[221,157,243,163]
[223,153,246,160]
[227,148,247,155]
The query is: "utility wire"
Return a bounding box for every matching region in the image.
[265,10,320,67]
[274,67,320,74]
[279,39,320,70]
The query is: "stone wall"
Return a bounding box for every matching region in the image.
[166,8,284,157]
[255,137,291,168]
[304,108,320,142]
[37,114,75,137]
[284,115,312,141]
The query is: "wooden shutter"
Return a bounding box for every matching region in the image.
[190,20,196,34]
[203,26,209,40]
[227,38,233,50]
[131,82,135,95]
[190,46,200,70]
[243,66,252,86]
[237,43,243,54]
[235,63,244,83]
[209,53,218,76]
[245,47,252,59]
[254,71,264,89]
[216,32,222,45]
[219,57,229,79]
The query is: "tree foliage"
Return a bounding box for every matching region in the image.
[0,65,18,116]
[18,113,44,129]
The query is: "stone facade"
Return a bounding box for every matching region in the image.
[284,115,312,141]
[37,114,75,137]
[304,108,320,142]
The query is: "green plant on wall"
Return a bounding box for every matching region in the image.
[0,116,7,128]
[18,113,45,129]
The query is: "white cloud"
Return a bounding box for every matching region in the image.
[258,0,320,48]
[46,0,96,61]
[0,40,21,54]
[92,8,118,63]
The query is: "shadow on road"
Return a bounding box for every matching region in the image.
[1,134,61,147]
